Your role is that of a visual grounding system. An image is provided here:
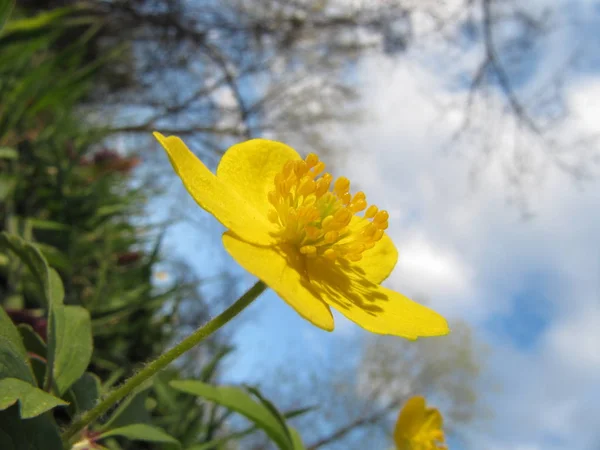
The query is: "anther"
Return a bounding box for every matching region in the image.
[298,177,316,196]
[323,248,337,260]
[315,173,332,196]
[324,231,338,244]
[305,153,319,168]
[294,160,307,176]
[364,205,378,219]
[373,210,389,223]
[300,245,317,256]
[310,161,326,177]
[333,177,350,196]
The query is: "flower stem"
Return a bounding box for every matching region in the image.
[61,280,267,447]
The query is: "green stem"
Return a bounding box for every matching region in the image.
[61,280,267,447]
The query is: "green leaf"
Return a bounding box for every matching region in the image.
[17,324,46,358]
[46,305,92,395]
[0,175,16,201]
[0,378,67,419]
[0,307,34,383]
[185,407,311,450]
[0,233,53,307]
[0,1,14,34]
[245,385,293,445]
[48,268,65,307]
[101,381,153,430]
[0,406,62,450]
[27,219,69,231]
[1,7,74,35]
[0,428,15,450]
[289,428,306,450]
[200,346,234,382]
[99,424,180,447]
[0,147,17,159]
[170,381,295,450]
[69,372,100,414]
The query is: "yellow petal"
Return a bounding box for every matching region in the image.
[222,232,334,331]
[422,407,443,433]
[346,216,398,284]
[216,139,301,219]
[154,132,277,245]
[306,258,449,339]
[394,396,426,444]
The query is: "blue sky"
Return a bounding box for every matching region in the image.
[156,0,600,448]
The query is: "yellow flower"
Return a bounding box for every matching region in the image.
[154,133,449,338]
[394,396,447,450]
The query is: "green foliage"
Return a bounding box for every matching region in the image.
[99,424,181,447]
[171,380,306,450]
[0,4,314,450]
[0,306,34,383]
[0,377,67,418]
[46,305,92,395]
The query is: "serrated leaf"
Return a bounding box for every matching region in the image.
[0,378,67,419]
[0,405,62,450]
[0,307,34,383]
[99,424,180,446]
[170,381,295,450]
[46,305,92,395]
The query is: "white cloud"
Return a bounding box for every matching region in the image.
[545,304,600,375]
[329,10,600,446]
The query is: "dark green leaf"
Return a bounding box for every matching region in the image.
[0,307,34,383]
[170,381,295,450]
[0,1,14,34]
[0,405,62,450]
[0,378,67,419]
[17,324,46,358]
[0,175,16,201]
[0,233,52,307]
[99,424,180,447]
[27,219,69,231]
[69,372,101,414]
[46,305,92,395]
[100,381,153,430]
[0,428,14,450]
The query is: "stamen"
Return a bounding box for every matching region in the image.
[268,153,389,263]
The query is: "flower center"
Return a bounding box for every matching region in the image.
[267,153,389,262]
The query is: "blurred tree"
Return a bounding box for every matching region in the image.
[18,0,598,200]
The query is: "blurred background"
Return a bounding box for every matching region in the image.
[1,0,599,449]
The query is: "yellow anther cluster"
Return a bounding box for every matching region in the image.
[267,153,389,262]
